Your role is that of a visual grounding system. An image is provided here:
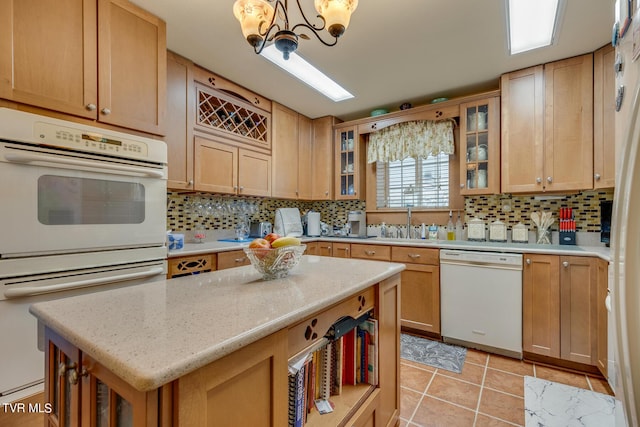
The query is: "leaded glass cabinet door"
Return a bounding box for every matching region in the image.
[459,97,500,195]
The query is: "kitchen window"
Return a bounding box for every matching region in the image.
[375,154,450,208]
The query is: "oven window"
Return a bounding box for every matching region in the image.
[38,175,145,225]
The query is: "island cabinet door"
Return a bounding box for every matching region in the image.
[45,328,82,427]
[80,354,159,427]
[178,329,289,427]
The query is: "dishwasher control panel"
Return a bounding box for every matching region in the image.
[439,249,523,269]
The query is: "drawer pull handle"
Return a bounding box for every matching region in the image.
[235,257,246,263]
[365,250,376,255]
[408,253,421,259]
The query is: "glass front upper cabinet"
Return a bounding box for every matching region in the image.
[459,97,500,195]
[335,126,360,199]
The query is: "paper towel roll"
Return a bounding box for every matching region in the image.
[307,212,321,237]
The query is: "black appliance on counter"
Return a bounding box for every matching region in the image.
[601,200,613,247]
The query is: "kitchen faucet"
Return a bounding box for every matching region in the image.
[406,206,412,239]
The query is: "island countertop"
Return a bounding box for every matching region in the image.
[29,256,405,392]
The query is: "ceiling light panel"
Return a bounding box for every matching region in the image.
[507,0,564,55]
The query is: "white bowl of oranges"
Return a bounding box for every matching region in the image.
[244,234,306,280]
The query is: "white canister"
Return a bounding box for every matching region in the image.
[467,217,486,241]
[307,212,321,237]
[511,222,529,243]
[489,220,507,242]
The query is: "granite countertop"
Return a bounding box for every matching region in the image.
[169,236,611,261]
[29,256,405,392]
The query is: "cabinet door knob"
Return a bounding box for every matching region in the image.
[188,180,194,186]
[100,107,111,115]
[86,103,97,111]
[526,258,531,265]
[460,184,465,189]
[239,186,244,191]
[547,176,553,183]
[325,191,329,196]
[536,177,542,184]
[562,261,569,268]
[595,173,601,181]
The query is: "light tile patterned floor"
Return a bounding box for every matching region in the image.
[399,349,613,427]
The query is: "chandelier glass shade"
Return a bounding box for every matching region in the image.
[233,0,358,60]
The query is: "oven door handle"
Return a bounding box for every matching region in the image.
[4,267,165,299]
[5,152,165,179]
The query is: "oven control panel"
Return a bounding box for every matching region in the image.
[34,122,149,160]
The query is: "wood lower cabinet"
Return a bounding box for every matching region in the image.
[0,0,166,135]
[560,256,598,365]
[392,247,440,335]
[596,259,610,377]
[45,328,164,426]
[333,242,352,258]
[217,250,251,270]
[178,278,400,427]
[167,253,215,278]
[351,244,391,261]
[523,254,599,367]
[194,134,271,196]
[178,330,289,427]
[523,254,561,357]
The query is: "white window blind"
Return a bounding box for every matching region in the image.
[376,154,450,208]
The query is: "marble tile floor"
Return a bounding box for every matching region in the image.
[400,349,613,427]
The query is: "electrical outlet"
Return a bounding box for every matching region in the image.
[502,201,512,212]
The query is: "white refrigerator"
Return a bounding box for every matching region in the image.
[613,2,640,426]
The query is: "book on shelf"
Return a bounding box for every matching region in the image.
[287,313,378,424]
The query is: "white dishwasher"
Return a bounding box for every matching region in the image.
[440,249,523,358]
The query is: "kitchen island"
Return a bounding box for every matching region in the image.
[30,255,404,426]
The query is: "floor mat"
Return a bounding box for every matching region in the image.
[400,334,467,373]
[524,376,615,427]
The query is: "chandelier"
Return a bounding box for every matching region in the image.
[233,0,359,60]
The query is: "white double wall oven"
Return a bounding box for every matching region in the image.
[0,108,168,403]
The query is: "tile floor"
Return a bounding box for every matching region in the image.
[399,349,613,427]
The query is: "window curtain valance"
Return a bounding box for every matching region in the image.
[366,119,455,164]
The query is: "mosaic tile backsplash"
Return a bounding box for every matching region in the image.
[464,190,614,232]
[167,192,365,232]
[167,189,613,234]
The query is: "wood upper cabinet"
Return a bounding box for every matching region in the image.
[523,253,599,366]
[335,125,365,199]
[459,96,500,195]
[298,114,313,200]
[502,54,594,193]
[311,116,337,200]
[593,44,616,189]
[271,102,313,199]
[194,134,271,197]
[0,0,166,135]
[271,102,300,199]
[166,51,195,190]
